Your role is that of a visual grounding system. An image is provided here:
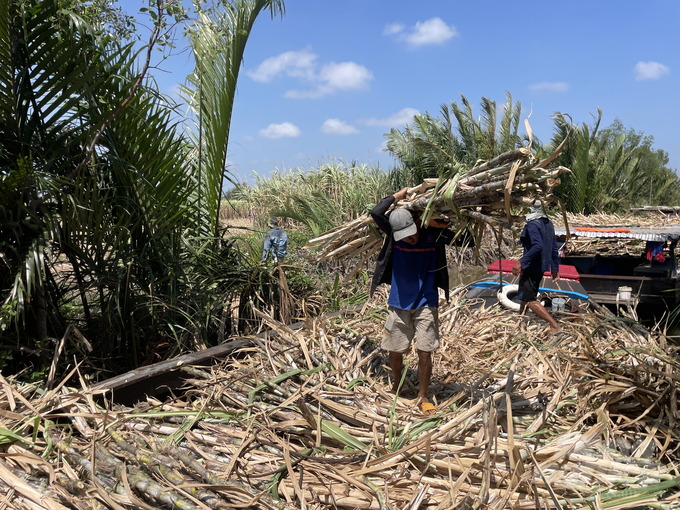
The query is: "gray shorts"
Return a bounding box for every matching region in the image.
[381,306,440,353]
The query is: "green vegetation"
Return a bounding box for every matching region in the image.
[0,0,289,379]
[549,112,680,213]
[385,92,522,179]
[234,160,400,236]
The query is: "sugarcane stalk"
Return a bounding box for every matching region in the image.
[322,236,381,260]
[52,438,130,499]
[92,443,204,510]
[460,159,536,186]
[455,168,563,199]
[135,450,234,510]
[111,430,218,488]
[465,148,533,178]
[305,217,372,246]
[461,210,516,230]
[315,239,380,263]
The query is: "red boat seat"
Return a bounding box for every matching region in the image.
[487,259,580,282]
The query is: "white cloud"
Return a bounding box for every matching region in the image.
[528,81,570,93]
[377,141,388,153]
[363,107,420,127]
[258,122,301,139]
[248,48,373,99]
[320,62,373,90]
[321,119,359,135]
[283,88,328,100]
[383,22,404,35]
[285,61,373,99]
[246,50,317,83]
[634,61,670,80]
[385,17,457,47]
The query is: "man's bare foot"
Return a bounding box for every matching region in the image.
[549,327,563,335]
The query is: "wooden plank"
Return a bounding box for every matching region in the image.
[587,292,640,306]
[630,206,680,213]
[92,338,252,405]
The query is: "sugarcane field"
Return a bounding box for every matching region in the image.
[2,1,680,509]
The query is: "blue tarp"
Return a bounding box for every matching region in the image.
[469,280,589,300]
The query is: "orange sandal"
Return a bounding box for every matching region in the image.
[420,402,436,416]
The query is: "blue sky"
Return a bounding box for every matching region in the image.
[122,0,679,186]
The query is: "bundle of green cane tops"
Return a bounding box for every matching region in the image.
[304,146,570,264]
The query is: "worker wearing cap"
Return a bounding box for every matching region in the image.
[512,200,562,334]
[370,187,455,415]
[262,217,288,263]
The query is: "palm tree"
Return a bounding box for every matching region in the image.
[0,0,206,369]
[597,120,680,208]
[0,0,120,340]
[384,92,523,180]
[0,0,291,375]
[180,0,285,239]
[449,92,522,164]
[549,109,659,214]
[548,109,600,213]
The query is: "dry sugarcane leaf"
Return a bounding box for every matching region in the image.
[223,430,256,481]
[5,287,680,509]
[0,374,38,415]
[0,458,68,510]
[525,114,533,152]
[46,327,69,392]
[4,446,55,485]
[524,447,564,510]
[282,441,304,505]
[503,161,521,224]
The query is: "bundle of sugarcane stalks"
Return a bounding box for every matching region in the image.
[304,146,571,263]
[2,286,680,509]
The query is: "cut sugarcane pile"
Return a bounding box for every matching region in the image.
[564,237,645,256]
[304,147,571,263]
[555,212,680,229]
[555,212,680,256]
[2,290,680,509]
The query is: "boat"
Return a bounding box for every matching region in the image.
[554,224,680,321]
[467,259,590,312]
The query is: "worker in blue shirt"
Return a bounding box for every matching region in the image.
[512,200,561,334]
[371,187,456,415]
[262,217,288,263]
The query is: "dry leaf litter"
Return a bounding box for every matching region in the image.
[2,285,680,509]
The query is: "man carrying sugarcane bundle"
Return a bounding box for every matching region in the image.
[511,200,562,334]
[370,187,455,416]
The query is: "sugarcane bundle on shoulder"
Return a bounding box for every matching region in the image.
[304,147,571,263]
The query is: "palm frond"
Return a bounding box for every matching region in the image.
[181,0,286,237]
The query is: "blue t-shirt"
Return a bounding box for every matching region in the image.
[388,230,439,310]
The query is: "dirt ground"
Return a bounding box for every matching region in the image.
[221,217,255,237]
